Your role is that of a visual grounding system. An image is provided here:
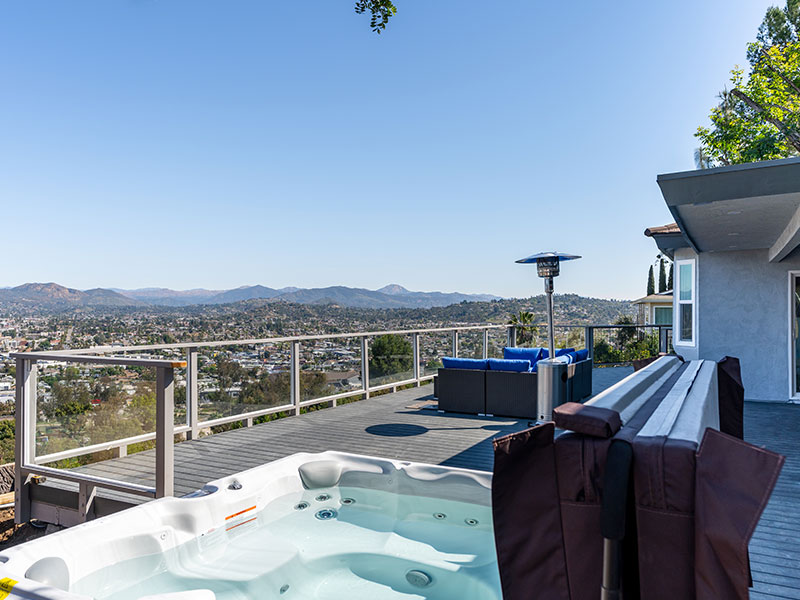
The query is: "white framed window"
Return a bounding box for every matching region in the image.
[675,259,695,345]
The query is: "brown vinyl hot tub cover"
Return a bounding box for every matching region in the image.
[491,357,784,600]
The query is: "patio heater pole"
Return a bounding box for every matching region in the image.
[544,275,556,362]
[516,252,581,421]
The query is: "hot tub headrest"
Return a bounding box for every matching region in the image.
[553,402,622,438]
[298,460,344,489]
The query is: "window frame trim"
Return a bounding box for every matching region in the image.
[674,259,696,347]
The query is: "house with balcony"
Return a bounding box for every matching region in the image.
[647,156,800,402]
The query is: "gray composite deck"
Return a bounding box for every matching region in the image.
[746,402,800,600]
[35,366,800,597]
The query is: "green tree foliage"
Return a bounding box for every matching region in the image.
[0,420,14,464]
[647,266,655,296]
[369,334,412,378]
[668,262,674,291]
[696,0,800,165]
[508,310,538,346]
[592,316,659,364]
[658,259,667,293]
[354,0,397,33]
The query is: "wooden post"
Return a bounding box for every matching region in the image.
[361,337,370,399]
[185,348,199,440]
[78,482,97,521]
[155,366,175,498]
[507,326,517,348]
[290,341,301,415]
[413,333,421,386]
[14,357,36,523]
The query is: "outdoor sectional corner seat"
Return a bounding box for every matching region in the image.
[435,347,592,418]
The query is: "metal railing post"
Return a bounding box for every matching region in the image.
[361,337,370,399]
[482,329,489,359]
[413,333,421,386]
[585,326,594,360]
[507,325,517,348]
[186,348,199,440]
[452,331,459,357]
[290,341,301,415]
[14,357,36,523]
[155,366,175,498]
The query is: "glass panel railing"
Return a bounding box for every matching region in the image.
[197,343,292,424]
[36,360,159,465]
[419,332,451,377]
[299,338,362,403]
[368,333,414,387]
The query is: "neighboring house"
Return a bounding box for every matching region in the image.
[646,156,800,402]
[631,291,673,326]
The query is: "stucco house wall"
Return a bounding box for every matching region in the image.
[673,247,800,401]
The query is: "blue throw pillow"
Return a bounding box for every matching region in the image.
[575,348,589,362]
[564,351,579,364]
[441,357,489,370]
[488,358,531,372]
[503,347,543,362]
[555,347,575,357]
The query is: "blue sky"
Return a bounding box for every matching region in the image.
[0,1,776,299]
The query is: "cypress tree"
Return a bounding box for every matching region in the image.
[668,262,673,291]
[647,265,655,296]
[658,259,667,293]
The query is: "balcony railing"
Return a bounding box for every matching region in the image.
[11,322,671,523]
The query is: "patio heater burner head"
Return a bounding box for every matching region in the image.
[516,251,581,279]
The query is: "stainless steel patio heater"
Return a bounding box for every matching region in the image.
[516,251,581,421]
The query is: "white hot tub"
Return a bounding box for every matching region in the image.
[0,452,501,600]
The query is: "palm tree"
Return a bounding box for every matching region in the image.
[508,310,538,346]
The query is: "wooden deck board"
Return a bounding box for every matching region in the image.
[745,401,800,599]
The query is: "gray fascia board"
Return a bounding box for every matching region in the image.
[657,157,800,208]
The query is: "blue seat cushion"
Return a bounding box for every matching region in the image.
[488,358,531,372]
[441,357,489,370]
[503,347,543,362]
[538,347,575,359]
[575,348,589,362]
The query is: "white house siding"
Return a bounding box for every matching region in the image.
[674,247,800,401]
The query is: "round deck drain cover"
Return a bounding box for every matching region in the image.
[406,570,433,588]
[315,508,337,520]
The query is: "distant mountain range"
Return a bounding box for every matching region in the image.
[0,282,500,311]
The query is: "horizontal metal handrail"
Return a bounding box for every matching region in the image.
[35,425,193,465]
[22,464,156,498]
[10,352,187,369]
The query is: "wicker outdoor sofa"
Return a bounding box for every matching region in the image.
[433,347,592,419]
